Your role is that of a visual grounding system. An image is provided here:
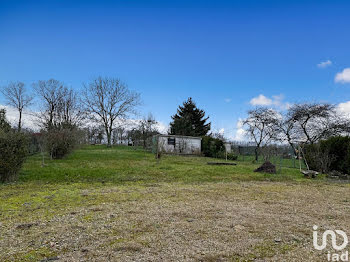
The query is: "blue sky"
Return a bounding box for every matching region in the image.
[1,0,350,139]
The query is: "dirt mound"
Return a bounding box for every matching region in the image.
[254,161,276,174]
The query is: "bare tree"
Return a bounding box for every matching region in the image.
[97,125,105,144]
[33,79,83,130]
[82,77,141,147]
[260,145,278,162]
[115,126,126,145]
[55,87,83,129]
[288,103,343,144]
[274,113,299,156]
[33,79,61,129]
[138,113,159,149]
[85,126,98,144]
[243,107,279,161]
[211,132,225,141]
[1,81,33,131]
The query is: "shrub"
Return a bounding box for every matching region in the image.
[227,153,238,161]
[321,136,350,174]
[201,136,225,157]
[304,136,350,174]
[44,128,80,159]
[216,151,238,160]
[216,150,226,159]
[0,109,11,132]
[304,143,334,173]
[0,130,28,182]
[28,132,42,155]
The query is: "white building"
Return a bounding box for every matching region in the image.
[224,143,232,153]
[154,134,202,155]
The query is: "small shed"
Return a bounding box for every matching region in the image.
[153,134,202,155]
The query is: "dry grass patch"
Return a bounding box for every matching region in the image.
[1,181,350,261]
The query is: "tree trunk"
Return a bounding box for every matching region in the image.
[104,124,112,147]
[18,110,22,132]
[255,147,259,161]
[286,134,297,157]
[106,131,112,147]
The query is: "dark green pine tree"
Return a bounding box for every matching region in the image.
[170,97,211,136]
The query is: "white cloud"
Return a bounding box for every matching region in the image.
[224,98,231,103]
[249,94,290,109]
[103,118,168,134]
[218,128,225,135]
[335,68,350,84]
[154,121,168,134]
[317,60,332,68]
[233,118,246,141]
[0,105,38,130]
[250,94,272,106]
[272,94,283,107]
[337,101,350,115]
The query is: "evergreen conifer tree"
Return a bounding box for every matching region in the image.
[169,98,210,136]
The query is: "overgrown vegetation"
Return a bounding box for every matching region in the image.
[242,103,349,162]
[305,136,350,174]
[0,131,28,182]
[226,153,238,160]
[0,110,28,182]
[44,128,83,159]
[201,136,238,160]
[33,79,85,159]
[201,136,225,158]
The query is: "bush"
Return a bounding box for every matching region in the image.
[0,130,28,182]
[227,153,238,161]
[201,136,225,157]
[215,150,226,159]
[28,132,42,155]
[304,143,333,173]
[216,151,238,160]
[321,136,350,174]
[304,136,350,174]
[44,128,80,159]
[0,109,11,132]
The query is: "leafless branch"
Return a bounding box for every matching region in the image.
[81,76,141,147]
[1,81,33,131]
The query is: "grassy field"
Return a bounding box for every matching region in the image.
[234,155,307,170]
[1,145,349,261]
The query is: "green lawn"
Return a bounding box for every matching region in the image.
[1,145,348,262]
[235,154,307,169]
[18,145,315,184]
